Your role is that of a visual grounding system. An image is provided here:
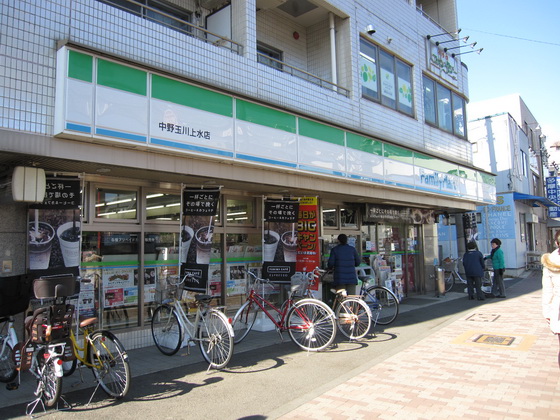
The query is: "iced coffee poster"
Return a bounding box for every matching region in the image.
[28,177,82,276]
[180,188,220,292]
[263,199,299,282]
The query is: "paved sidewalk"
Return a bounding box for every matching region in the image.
[277,270,560,420]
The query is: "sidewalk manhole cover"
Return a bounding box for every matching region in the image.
[452,330,538,351]
[465,313,500,322]
[473,334,515,346]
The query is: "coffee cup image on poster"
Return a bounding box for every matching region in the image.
[28,208,81,270]
[264,222,298,263]
[181,215,216,265]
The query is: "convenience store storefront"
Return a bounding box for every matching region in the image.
[2,46,495,348]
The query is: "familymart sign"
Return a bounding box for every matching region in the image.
[54,46,495,204]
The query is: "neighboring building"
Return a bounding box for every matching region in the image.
[463,94,550,275]
[0,0,494,349]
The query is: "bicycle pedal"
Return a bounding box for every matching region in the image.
[6,382,19,391]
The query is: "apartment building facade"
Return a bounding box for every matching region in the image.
[0,0,494,348]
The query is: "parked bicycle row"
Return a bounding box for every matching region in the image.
[1,268,400,415]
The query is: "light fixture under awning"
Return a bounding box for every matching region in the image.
[513,192,558,208]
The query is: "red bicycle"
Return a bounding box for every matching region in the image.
[231,271,336,351]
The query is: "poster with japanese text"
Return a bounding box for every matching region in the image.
[296,197,320,290]
[180,188,220,292]
[263,199,299,282]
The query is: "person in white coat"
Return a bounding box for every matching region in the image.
[541,230,560,368]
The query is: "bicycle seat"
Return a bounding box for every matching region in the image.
[195,294,213,304]
[78,316,98,328]
[330,288,347,297]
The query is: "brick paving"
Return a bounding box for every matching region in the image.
[279,271,560,420]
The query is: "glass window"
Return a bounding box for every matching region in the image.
[81,231,140,330]
[257,42,283,70]
[95,188,138,220]
[226,198,255,225]
[379,50,396,109]
[452,93,465,137]
[359,39,379,101]
[146,192,181,221]
[360,38,413,116]
[396,59,413,116]
[423,76,436,125]
[436,84,452,132]
[341,207,358,228]
[322,207,338,228]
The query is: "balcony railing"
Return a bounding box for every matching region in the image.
[101,0,243,55]
[257,53,350,97]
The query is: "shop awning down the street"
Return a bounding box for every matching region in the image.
[513,192,558,208]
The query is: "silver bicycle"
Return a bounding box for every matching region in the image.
[151,273,234,370]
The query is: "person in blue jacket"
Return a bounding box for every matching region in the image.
[327,234,361,294]
[462,241,486,301]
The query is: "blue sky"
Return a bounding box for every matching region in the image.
[457,0,560,143]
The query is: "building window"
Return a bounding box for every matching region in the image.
[95,188,138,220]
[521,150,528,177]
[98,0,193,34]
[226,198,255,226]
[423,76,466,138]
[257,42,283,71]
[145,192,181,221]
[360,38,414,116]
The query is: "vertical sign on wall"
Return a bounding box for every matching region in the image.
[296,197,320,290]
[180,188,220,292]
[28,177,82,278]
[546,177,560,218]
[263,199,299,282]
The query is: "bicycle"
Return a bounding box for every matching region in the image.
[0,315,18,383]
[60,278,130,402]
[306,269,371,340]
[151,272,234,370]
[231,270,336,351]
[441,257,467,293]
[357,275,400,326]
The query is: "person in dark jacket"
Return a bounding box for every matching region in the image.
[462,241,486,301]
[327,234,361,294]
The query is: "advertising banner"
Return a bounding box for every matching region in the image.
[28,178,82,278]
[263,199,299,282]
[180,188,220,292]
[296,197,320,290]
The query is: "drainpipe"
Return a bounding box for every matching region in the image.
[329,13,337,90]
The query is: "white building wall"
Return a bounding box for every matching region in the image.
[0,0,473,166]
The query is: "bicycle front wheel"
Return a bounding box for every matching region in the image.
[287,299,335,351]
[89,330,130,399]
[197,309,233,370]
[0,339,17,383]
[151,304,182,356]
[336,297,371,340]
[362,286,399,326]
[231,300,259,345]
[37,350,62,408]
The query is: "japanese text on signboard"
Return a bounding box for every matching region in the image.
[182,189,220,216]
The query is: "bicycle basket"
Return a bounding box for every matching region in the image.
[442,259,456,272]
[290,273,309,297]
[155,276,184,303]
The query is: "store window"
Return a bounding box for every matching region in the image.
[95,188,138,220]
[423,75,467,138]
[360,38,414,117]
[322,207,338,228]
[224,233,262,308]
[226,198,255,226]
[81,231,140,330]
[146,192,181,221]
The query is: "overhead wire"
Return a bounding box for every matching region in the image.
[463,28,560,47]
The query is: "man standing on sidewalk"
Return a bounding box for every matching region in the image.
[463,241,486,301]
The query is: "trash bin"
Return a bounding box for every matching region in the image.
[435,267,445,297]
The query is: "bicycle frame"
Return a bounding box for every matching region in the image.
[166,297,205,343]
[243,288,295,331]
[0,316,18,360]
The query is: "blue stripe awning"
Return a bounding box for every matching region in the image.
[513,192,558,208]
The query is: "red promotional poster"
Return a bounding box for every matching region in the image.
[296,197,320,290]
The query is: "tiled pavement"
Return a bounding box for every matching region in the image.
[277,270,560,420]
[3,271,557,420]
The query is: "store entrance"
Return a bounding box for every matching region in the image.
[361,223,423,299]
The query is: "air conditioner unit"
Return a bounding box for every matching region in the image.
[0,166,46,204]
